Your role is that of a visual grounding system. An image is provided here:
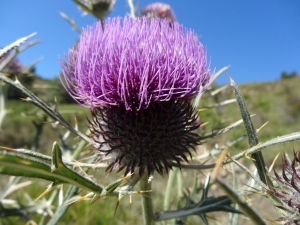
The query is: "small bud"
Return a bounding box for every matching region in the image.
[142,2,176,23]
[77,0,116,20]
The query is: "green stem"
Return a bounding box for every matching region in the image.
[176,169,183,199]
[163,169,176,211]
[140,174,154,225]
[176,170,184,224]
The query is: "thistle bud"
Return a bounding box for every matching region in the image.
[77,0,116,20]
[142,2,176,23]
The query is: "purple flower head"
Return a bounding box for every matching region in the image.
[142,2,176,23]
[61,17,210,111]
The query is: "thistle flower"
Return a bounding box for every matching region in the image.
[272,151,300,224]
[60,17,211,177]
[142,2,176,23]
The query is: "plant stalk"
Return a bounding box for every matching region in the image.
[164,169,176,211]
[140,174,154,225]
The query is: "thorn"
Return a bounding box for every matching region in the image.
[90,194,102,205]
[136,190,152,198]
[269,153,280,173]
[25,220,37,225]
[211,148,228,181]
[72,135,80,141]
[129,195,132,210]
[244,194,254,203]
[197,108,208,112]
[257,121,269,133]
[53,121,59,126]
[105,173,110,179]
[122,172,134,180]
[58,184,64,206]
[34,183,54,202]
[14,76,20,83]
[71,160,80,170]
[50,165,56,172]
[20,97,32,102]
[114,200,120,216]
[264,217,277,224]
[99,181,109,186]
[65,193,93,206]
[76,163,93,180]
[0,146,16,151]
[200,121,209,128]
[74,116,78,131]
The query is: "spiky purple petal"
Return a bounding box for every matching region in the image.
[60,17,209,111]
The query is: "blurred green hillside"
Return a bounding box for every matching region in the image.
[199,75,300,165]
[1,74,300,224]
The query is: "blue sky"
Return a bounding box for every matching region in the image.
[1,0,300,84]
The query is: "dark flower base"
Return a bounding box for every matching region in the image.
[90,100,201,177]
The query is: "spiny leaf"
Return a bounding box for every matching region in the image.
[229,76,271,186]
[0,33,36,59]
[154,176,241,223]
[0,72,90,143]
[0,151,64,183]
[51,142,107,194]
[102,173,133,195]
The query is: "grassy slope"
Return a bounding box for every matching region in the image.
[1,101,89,152]
[199,77,300,166]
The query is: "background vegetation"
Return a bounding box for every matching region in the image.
[1,68,299,224]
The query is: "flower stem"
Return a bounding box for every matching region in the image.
[164,169,176,211]
[140,174,154,225]
[176,169,183,199]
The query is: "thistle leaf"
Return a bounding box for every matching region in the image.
[154,176,241,223]
[0,33,36,59]
[229,77,272,186]
[51,142,106,194]
[0,151,64,183]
